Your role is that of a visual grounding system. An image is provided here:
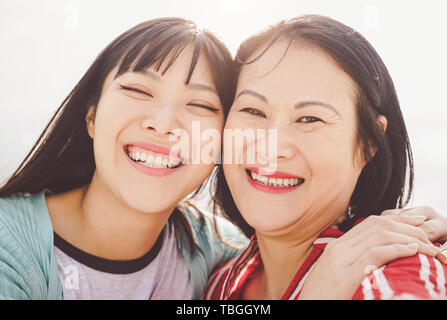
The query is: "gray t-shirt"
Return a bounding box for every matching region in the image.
[54,223,193,300]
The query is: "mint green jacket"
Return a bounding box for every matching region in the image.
[0,192,248,300]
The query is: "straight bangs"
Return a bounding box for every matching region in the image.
[113,23,235,114]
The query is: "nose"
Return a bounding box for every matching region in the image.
[276,117,300,158]
[276,128,298,160]
[276,142,297,161]
[259,124,298,166]
[141,106,178,137]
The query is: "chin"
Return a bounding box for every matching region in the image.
[128,197,174,214]
[242,209,300,234]
[120,187,178,214]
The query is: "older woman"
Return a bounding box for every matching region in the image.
[204,15,447,300]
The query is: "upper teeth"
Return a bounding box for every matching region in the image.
[128,151,181,169]
[250,171,303,187]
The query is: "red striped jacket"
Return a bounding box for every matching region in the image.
[202,227,447,300]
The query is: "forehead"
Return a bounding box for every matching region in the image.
[151,44,216,85]
[237,40,357,106]
[112,42,217,87]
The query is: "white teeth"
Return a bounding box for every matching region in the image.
[128,149,181,169]
[250,170,302,188]
[154,156,162,166]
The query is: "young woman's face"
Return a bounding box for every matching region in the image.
[88,44,224,213]
[223,41,366,235]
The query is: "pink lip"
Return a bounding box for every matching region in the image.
[124,142,184,177]
[246,168,303,194]
[247,167,303,179]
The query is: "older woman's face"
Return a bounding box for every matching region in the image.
[223,41,366,235]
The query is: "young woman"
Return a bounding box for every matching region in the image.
[0,16,445,300]
[204,15,447,300]
[0,17,248,300]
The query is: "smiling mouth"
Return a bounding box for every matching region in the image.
[125,145,184,169]
[245,168,305,188]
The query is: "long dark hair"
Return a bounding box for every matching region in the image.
[0,17,236,256]
[212,14,414,237]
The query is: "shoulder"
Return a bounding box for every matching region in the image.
[0,191,53,246]
[181,203,249,255]
[177,202,248,299]
[0,192,56,299]
[353,254,447,300]
[202,255,239,300]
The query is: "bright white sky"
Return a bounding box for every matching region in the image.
[1,0,446,213]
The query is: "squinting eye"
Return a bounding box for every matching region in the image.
[296,116,323,123]
[239,107,266,118]
[119,84,153,97]
[187,103,220,113]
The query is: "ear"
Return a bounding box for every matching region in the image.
[355,115,388,169]
[85,106,96,139]
[377,115,388,133]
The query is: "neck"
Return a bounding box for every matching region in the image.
[254,231,318,299]
[48,171,173,260]
[242,206,347,300]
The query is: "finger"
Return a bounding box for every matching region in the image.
[383,213,427,226]
[381,207,437,220]
[439,242,447,252]
[380,208,406,216]
[416,220,441,243]
[354,243,419,275]
[330,229,439,272]
[353,231,439,257]
[336,214,425,243]
[350,219,432,250]
[437,243,447,264]
[384,211,447,243]
[382,208,447,243]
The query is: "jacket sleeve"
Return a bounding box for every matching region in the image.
[0,195,56,300]
[0,228,33,299]
[352,253,447,300]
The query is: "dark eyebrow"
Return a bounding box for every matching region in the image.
[295,101,341,117]
[235,89,268,103]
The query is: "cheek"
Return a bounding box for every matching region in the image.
[90,98,135,173]
[222,118,258,165]
[180,116,223,165]
[305,131,361,192]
